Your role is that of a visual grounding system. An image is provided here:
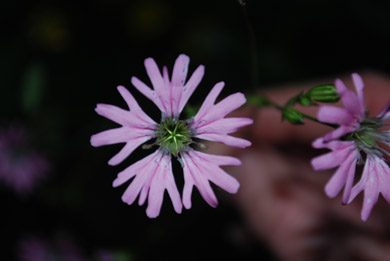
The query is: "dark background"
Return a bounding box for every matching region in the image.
[2,0,390,260]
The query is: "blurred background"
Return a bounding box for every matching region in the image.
[2,0,390,260]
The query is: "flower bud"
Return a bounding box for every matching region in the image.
[282,108,304,125]
[298,95,314,106]
[306,84,339,103]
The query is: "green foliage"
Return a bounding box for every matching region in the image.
[21,63,47,114]
[184,104,200,118]
[282,107,304,125]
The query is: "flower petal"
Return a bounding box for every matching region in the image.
[95,104,131,126]
[112,150,159,187]
[194,82,224,123]
[131,76,165,113]
[108,136,151,166]
[178,65,205,114]
[348,156,371,204]
[335,78,364,120]
[195,117,253,135]
[171,54,189,87]
[323,125,357,142]
[351,73,365,116]
[324,150,357,199]
[311,144,355,171]
[192,151,241,166]
[182,152,218,208]
[376,99,390,120]
[90,127,153,147]
[196,133,251,148]
[182,168,194,210]
[196,93,247,126]
[117,85,157,125]
[317,105,355,125]
[146,163,166,218]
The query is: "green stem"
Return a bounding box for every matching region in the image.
[247,94,337,128]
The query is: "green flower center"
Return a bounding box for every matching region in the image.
[348,117,390,158]
[156,118,193,156]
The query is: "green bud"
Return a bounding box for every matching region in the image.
[282,108,304,125]
[306,84,339,103]
[298,95,315,106]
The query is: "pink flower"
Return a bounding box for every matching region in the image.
[91,54,252,218]
[0,126,49,195]
[311,73,390,221]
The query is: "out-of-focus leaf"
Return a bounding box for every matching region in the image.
[21,63,47,113]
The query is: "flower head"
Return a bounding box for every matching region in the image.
[91,54,252,218]
[0,125,49,195]
[311,73,390,221]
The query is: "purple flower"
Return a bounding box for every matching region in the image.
[0,126,49,195]
[311,73,390,221]
[91,54,252,218]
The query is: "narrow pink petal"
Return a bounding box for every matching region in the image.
[117,86,157,125]
[361,161,380,221]
[192,150,241,166]
[335,78,364,120]
[108,136,151,166]
[377,159,390,203]
[182,168,194,209]
[182,153,218,207]
[342,155,358,204]
[351,73,365,116]
[206,164,240,194]
[138,175,152,206]
[146,162,166,218]
[95,104,131,126]
[121,152,163,206]
[171,54,189,87]
[196,133,251,148]
[195,117,253,135]
[348,156,371,204]
[95,103,155,129]
[323,125,357,142]
[376,99,390,119]
[311,145,355,171]
[312,138,355,150]
[178,65,205,113]
[131,76,165,113]
[161,66,173,117]
[194,82,224,122]
[187,150,240,193]
[324,151,357,198]
[196,93,247,126]
[112,150,159,187]
[164,159,183,214]
[90,127,151,147]
[144,57,165,92]
[317,106,355,125]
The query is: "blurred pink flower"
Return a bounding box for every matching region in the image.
[91,54,252,218]
[311,73,390,221]
[0,126,49,195]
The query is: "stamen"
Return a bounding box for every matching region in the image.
[142,143,156,150]
[177,157,185,168]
